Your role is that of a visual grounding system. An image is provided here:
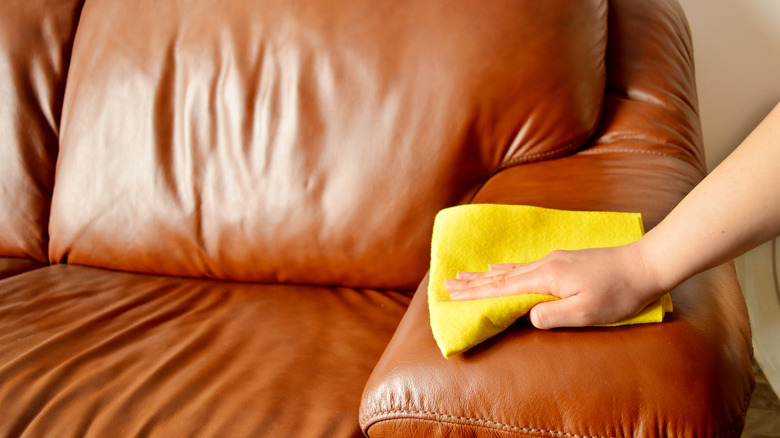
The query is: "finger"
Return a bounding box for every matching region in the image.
[528,298,591,329]
[455,269,509,280]
[448,269,549,300]
[489,262,542,277]
[443,278,465,290]
[444,274,506,292]
[488,263,523,271]
[455,271,482,280]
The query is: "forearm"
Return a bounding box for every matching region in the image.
[638,102,780,291]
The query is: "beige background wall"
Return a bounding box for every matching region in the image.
[677,0,780,396]
[678,0,780,169]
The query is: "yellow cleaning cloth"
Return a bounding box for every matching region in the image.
[428,204,673,358]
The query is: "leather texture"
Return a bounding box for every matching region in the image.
[0,0,756,436]
[0,0,83,261]
[0,264,412,437]
[49,0,606,289]
[359,0,754,436]
[590,0,705,174]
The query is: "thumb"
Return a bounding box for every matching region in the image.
[528,298,589,330]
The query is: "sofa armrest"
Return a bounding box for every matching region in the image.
[360,262,753,437]
[360,150,754,437]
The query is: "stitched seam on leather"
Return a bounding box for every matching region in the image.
[576,147,691,162]
[365,409,747,438]
[366,410,617,438]
[494,94,608,174]
[499,140,585,169]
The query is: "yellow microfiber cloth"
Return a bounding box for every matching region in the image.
[428,204,673,358]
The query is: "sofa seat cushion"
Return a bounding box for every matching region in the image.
[0,265,411,437]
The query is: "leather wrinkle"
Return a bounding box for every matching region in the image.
[47,0,608,287]
[0,0,84,260]
[0,265,413,436]
[596,0,704,172]
[494,120,602,172]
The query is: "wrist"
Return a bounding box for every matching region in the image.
[631,237,681,294]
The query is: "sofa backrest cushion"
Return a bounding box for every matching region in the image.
[49,0,607,289]
[0,0,83,262]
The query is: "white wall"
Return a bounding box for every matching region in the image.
[678,0,780,170]
[677,0,780,396]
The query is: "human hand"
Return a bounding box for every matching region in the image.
[443,244,667,329]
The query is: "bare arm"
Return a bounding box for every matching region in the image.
[445,102,780,329]
[640,102,780,290]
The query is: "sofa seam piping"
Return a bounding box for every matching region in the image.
[364,409,745,438]
[363,409,617,438]
[497,139,586,170]
[576,147,689,160]
[494,114,604,173]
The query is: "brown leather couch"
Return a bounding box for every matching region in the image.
[0,0,754,436]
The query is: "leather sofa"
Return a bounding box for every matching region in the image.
[0,0,754,436]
